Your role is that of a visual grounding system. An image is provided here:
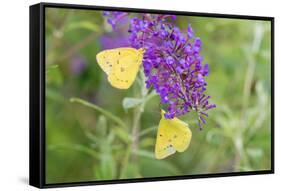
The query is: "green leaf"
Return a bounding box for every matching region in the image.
[120,163,141,178]
[46,87,65,103]
[140,158,182,175]
[96,115,107,137]
[246,148,263,158]
[46,65,63,86]
[94,152,117,179]
[47,144,99,159]
[132,149,155,159]
[83,130,100,144]
[112,127,132,144]
[140,137,155,148]
[140,125,157,137]
[46,64,59,71]
[122,97,143,110]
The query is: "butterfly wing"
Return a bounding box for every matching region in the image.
[96,48,144,89]
[155,111,192,159]
[108,48,144,89]
[96,49,118,75]
[168,117,192,152]
[155,121,177,159]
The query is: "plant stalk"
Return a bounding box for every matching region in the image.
[70,97,126,128]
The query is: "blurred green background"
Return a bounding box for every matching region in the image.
[45,8,272,184]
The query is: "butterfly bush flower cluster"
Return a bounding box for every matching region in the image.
[103,12,216,128]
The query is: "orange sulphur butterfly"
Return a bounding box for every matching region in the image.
[96,47,145,89]
[155,110,192,159]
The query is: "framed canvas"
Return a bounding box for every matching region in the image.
[29,2,274,188]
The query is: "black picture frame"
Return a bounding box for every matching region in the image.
[29,2,275,189]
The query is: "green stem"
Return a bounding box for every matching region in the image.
[206,140,228,172]
[70,97,126,128]
[241,23,264,122]
[131,105,143,161]
[119,70,155,177]
[130,70,149,161]
[139,125,157,137]
[119,145,131,178]
[235,23,264,170]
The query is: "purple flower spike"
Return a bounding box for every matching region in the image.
[103,12,215,128]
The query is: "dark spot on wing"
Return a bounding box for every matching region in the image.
[118,52,121,55]
[120,67,125,72]
[174,135,177,139]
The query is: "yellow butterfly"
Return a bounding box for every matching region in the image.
[96,47,145,89]
[155,110,192,159]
